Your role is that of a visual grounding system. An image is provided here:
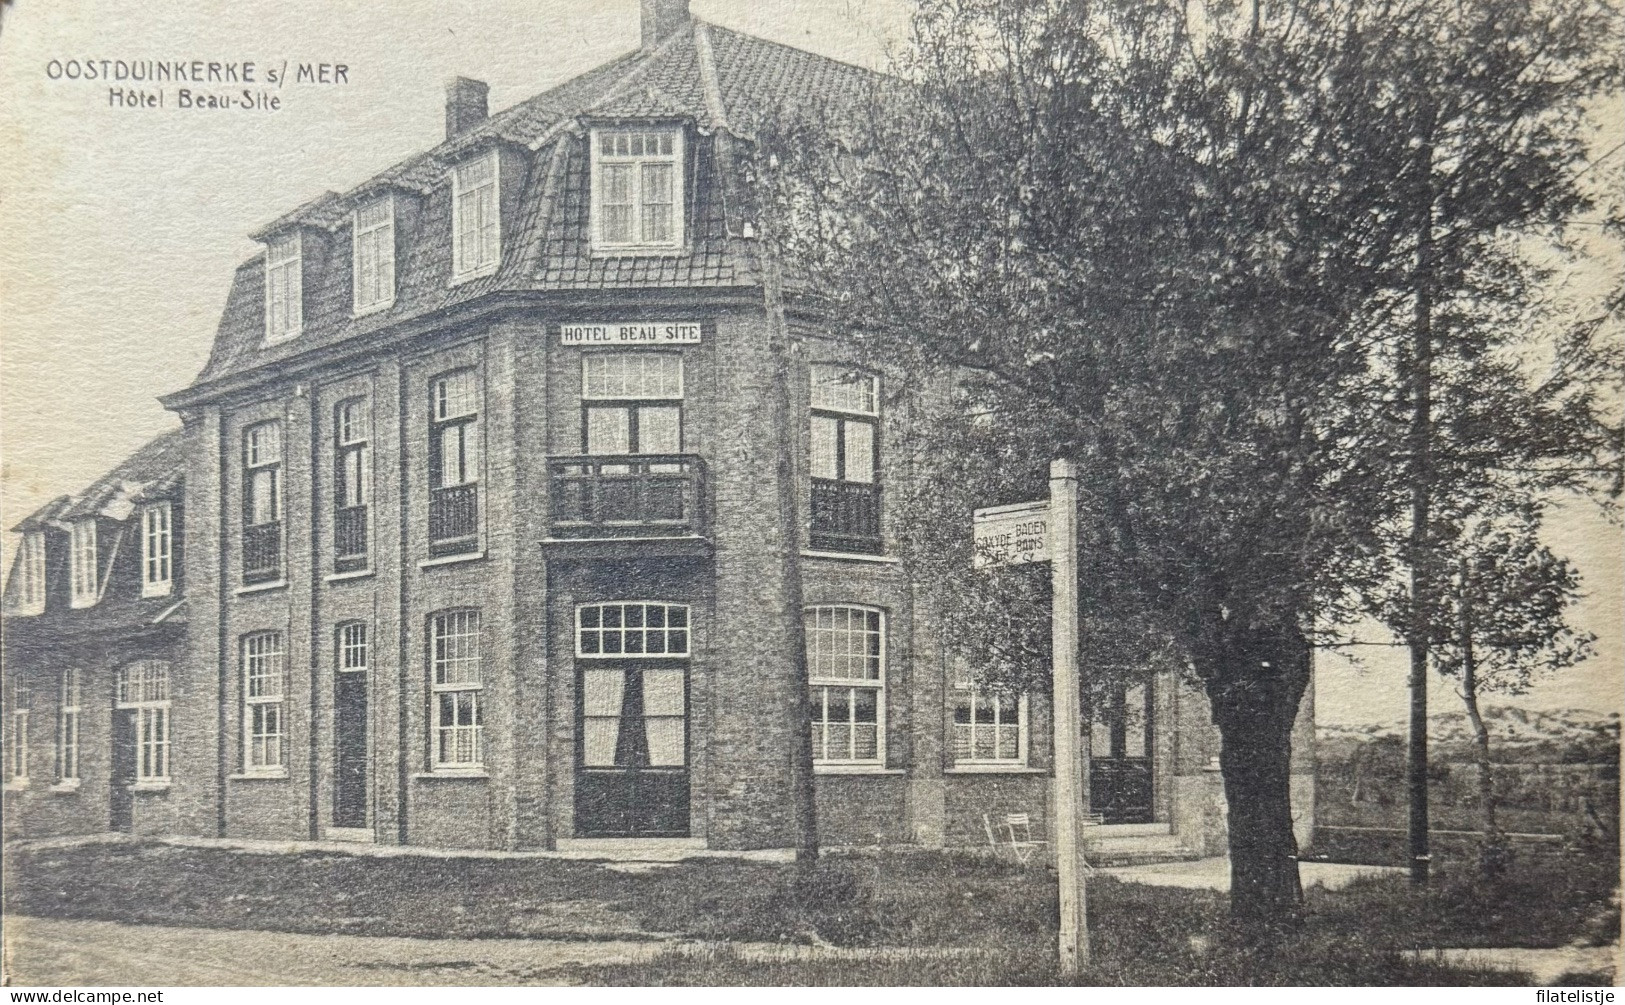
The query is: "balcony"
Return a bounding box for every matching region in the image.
[242,521,282,584]
[810,478,881,554]
[548,454,707,541]
[429,483,479,557]
[334,505,368,572]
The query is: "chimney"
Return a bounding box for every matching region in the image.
[444,77,489,139]
[640,0,691,51]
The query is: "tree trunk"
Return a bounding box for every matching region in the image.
[1457,566,1502,876]
[763,250,820,867]
[1194,619,1310,929]
[1406,105,1438,887]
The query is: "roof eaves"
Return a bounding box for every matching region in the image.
[248,191,346,241]
[9,496,69,534]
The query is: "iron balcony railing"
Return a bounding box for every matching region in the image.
[242,521,282,584]
[428,483,479,556]
[810,478,881,555]
[334,504,368,572]
[548,454,707,539]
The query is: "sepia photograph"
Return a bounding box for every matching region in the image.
[0,0,1620,989]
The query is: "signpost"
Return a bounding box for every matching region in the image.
[972,458,1089,975]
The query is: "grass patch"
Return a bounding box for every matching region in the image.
[4,837,1614,985]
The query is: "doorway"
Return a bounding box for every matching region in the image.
[1089,680,1154,824]
[574,660,690,837]
[333,668,368,829]
[109,709,135,832]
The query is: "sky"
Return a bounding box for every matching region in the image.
[0,0,1618,728]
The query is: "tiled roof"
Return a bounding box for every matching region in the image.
[11,428,187,532]
[181,17,883,394]
[4,592,187,643]
[536,133,741,289]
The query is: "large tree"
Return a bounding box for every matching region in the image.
[748,0,1621,928]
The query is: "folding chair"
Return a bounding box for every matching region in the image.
[1001,812,1047,864]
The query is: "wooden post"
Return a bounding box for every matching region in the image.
[1049,458,1088,974]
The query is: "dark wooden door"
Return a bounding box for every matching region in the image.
[333,670,368,829]
[109,710,136,832]
[1089,681,1155,824]
[575,661,689,837]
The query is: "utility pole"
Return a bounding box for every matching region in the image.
[1407,108,1437,887]
[1049,458,1088,973]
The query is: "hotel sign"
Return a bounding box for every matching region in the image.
[560,322,702,346]
[972,500,1051,569]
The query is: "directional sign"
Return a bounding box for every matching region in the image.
[972,499,1050,568]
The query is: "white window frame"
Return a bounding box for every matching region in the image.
[14,530,45,616]
[244,421,284,526]
[581,354,685,401]
[589,127,686,253]
[69,519,98,609]
[242,632,287,775]
[430,610,484,770]
[116,661,171,785]
[352,195,396,315]
[430,370,481,490]
[575,602,691,659]
[451,153,500,281]
[141,502,174,598]
[805,605,886,767]
[950,681,1029,768]
[57,668,81,784]
[7,683,29,788]
[334,397,372,569]
[264,232,303,344]
[338,622,369,673]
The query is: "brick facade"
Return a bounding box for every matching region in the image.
[2,0,1314,858]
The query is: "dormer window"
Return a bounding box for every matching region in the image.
[591,128,684,252]
[141,501,174,598]
[264,233,302,343]
[353,196,396,314]
[452,153,499,280]
[14,531,45,616]
[69,519,98,609]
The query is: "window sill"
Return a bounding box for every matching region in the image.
[800,550,898,565]
[411,769,489,780]
[448,265,498,288]
[131,780,172,792]
[7,608,43,617]
[263,330,302,347]
[813,764,905,776]
[4,780,30,792]
[48,779,83,793]
[419,550,485,570]
[352,299,395,320]
[69,598,100,610]
[229,771,288,781]
[141,584,175,600]
[235,579,289,596]
[325,568,375,584]
[589,245,691,259]
[945,765,1045,775]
